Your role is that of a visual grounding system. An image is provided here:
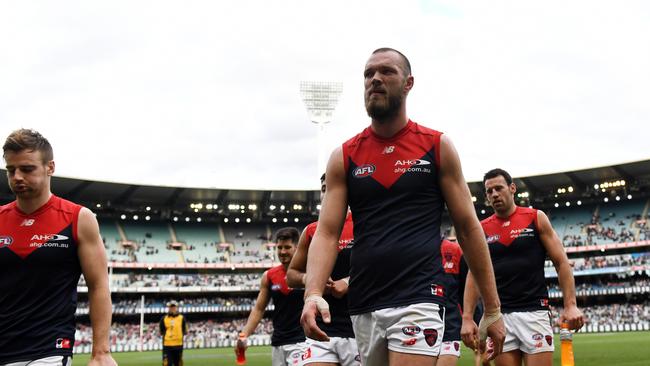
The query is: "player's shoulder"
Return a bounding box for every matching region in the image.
[409,120,443,138]
[480,213,498,227]
[0,201,16,215]
[515,205,538,218]
[50,195,84,214]
[342,125,372,149]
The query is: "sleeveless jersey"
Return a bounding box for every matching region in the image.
[160,313,187,347]
[342,120,446,314]
[440,239,463,341]
[0,195,83,364]
[481,206,549,313]
[267,265,305,346]
[304,212,354,338]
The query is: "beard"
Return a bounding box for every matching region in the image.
[365,88,404,121]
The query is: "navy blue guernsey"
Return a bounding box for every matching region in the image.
[342,120,446,315]
[305,213,355,338]
[266,265,305,346]
[481,206,549,313]
[441,239,463,342]
[0,195,82,364]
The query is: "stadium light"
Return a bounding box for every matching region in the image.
[96,203,102,208]
[197,217,202,222]
[185,217,190,222]
[627,194,632,199]
[471,196,477,202]
[145,216,150,221]
[133,215,138,220]
[173,217,179,222]
[577,200,582,206]
[565,202,570,207]
[235,218,240,223]
[280,204,286,210]
[480,209,486,214]
[272,218,277,223]
[554,203,560,208]
[224,218,229,223]
[269,204,276,210]
[301,81,344,176]
[206,204,213,210]
[120,214,126,220]
[283,218,288,223]
[616,196,621,201]
[246,218,251,223]
[294,218,299,223]
[604,197,609,203]
[316,204,322,211]
[146,206,151,211]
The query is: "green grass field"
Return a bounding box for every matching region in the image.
[72,332,650,365]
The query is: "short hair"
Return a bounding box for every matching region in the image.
[3,129,53,163]
[483,168,513,186]
[320,173,326,184]
[372,47,412,76]
[275,227,300,244]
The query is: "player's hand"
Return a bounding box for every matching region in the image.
[300,294,331,341]
[87,353,118,366]
[560,305,585,331]
[328,279,349,299]
[323,278,335,296]
[236,332,248,351]
[483,316,505,361]
[460,316,479,349]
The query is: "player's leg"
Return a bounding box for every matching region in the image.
[437,340,461,366]
[516,311,554,366]
[162,348,170,366]
[351,312,389,366]
[522,352,552,366]
[385,303,445,366]
[494,350,522,366]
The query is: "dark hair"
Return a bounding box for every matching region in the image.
[483,168,513,186]
[372,47,412,76]
[320,173,326,184]
[275,227,300,244]
[3,129,53,163]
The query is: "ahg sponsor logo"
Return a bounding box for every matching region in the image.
[31,234,69,241]
[353,164,375,178]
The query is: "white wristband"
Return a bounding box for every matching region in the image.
[305,294,330,313]
[478,308,502,341]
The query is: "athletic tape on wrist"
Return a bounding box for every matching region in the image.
[305,294,330,312]
[478,308,502,341]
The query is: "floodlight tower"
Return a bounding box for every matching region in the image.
[300,81,343,177]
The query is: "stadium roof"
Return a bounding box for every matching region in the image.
[1,159,649,221]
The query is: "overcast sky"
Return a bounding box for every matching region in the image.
[1,1,648,190]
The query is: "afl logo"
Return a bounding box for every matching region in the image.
[353,164,375,178]
[486,235,500,244]
[0,236,13,248]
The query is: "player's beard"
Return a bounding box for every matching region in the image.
[365,86,405,122]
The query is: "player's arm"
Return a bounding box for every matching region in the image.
[537,210,584,330]
[461,272,481,349]
[240,271,271,339]
[77,207,117,366]
[286,227,310,288]
[438,135,504,358]
[301,147,348,341]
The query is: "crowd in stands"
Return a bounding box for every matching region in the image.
[551,302,650,329]
[544,253,650,270]
[78,297,259,313]
[106,273,262,289]
[548,278,650,293]
[75,319,273,348]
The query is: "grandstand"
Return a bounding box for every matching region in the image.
[1,159,649,354]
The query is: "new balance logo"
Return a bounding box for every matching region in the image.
[20,219,35,226]
[382,146,395,154]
